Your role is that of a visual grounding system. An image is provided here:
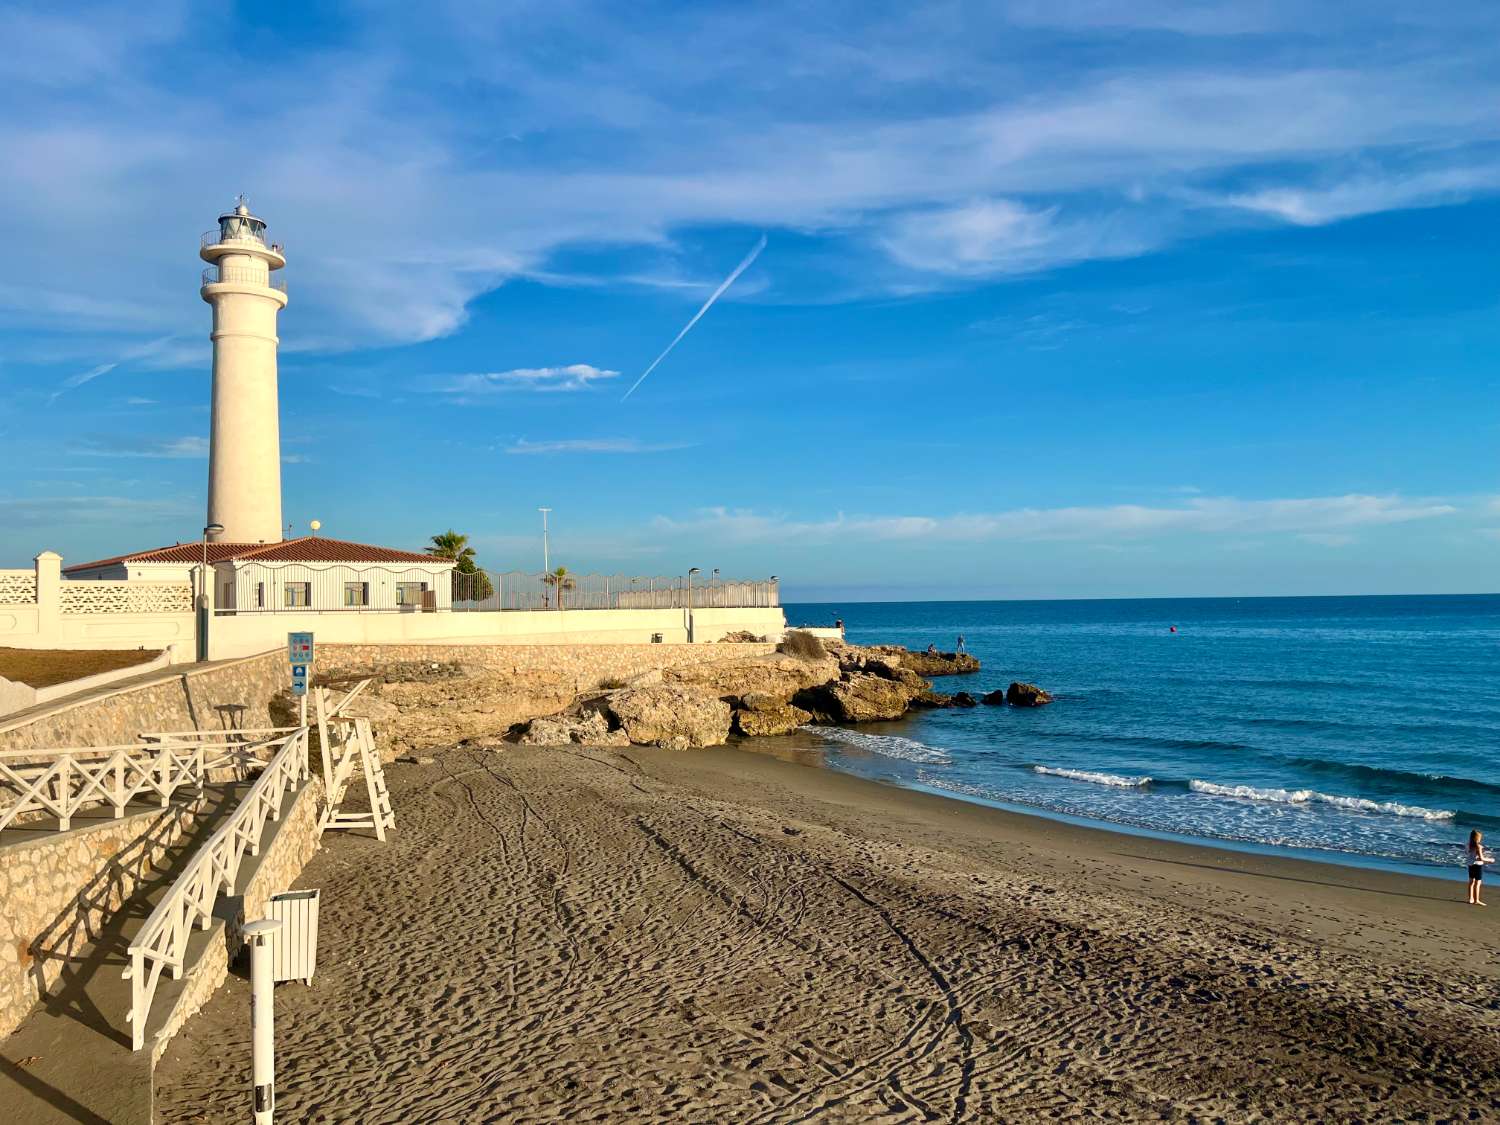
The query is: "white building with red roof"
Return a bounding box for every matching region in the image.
[66,537,456,615]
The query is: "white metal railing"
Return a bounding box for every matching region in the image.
[125,726,310,1051]
[200,266,287,294]
[0,743,207,833]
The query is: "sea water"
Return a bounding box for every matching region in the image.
[781,596,1500,875]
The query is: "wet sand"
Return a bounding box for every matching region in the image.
[153,744,1500,1122]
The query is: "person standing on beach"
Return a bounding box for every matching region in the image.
[1467,830,1492,906]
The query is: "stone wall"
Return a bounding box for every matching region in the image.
[148,775,324,1065]
[0,650,287,752]
[318,640,777,690]
[0,798,203,1039]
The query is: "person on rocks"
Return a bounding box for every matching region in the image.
[956,635,966,654]
[926,643,937,655]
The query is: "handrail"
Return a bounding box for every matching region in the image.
[0,743,207,833]
[125,727,309,1051]
[201,266,287,293]
[202,228,285,254]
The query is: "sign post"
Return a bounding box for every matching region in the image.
[288,632,314,724]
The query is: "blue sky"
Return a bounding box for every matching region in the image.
[1,0,1496,599]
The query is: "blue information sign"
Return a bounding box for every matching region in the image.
[287,632,314,665]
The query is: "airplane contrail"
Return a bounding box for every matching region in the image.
[621,234,767,401]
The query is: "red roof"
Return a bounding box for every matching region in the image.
[65,536,448,573]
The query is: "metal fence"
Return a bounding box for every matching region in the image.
[453,571,779,612]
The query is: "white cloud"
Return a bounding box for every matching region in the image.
[505,437,692,455]
[1218,164,1500,226]
[435,365,620,396]
[3,5,1500,351]
[652,494,1458,546]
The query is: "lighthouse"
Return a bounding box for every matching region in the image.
[200,198,288,543]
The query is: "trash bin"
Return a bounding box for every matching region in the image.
[267,889,320,984]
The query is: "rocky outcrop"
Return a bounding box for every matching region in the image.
[1006,681,1054,707]
[951,691,978,707]
[895,649,982,677]
[516,710,629,747]
[980,690,1007,705]
[340,672,576,759]
[733,693,813,737]
[909,691,955,709]
[605,686,733,750]
[664,651,840,707]
[794,672,918,723]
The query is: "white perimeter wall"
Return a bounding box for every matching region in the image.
[207,605,787,660]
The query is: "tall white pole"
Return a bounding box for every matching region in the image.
[244,918,283,1124]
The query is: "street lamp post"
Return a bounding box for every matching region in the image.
[538,507,551,608]
[687,568,699,642]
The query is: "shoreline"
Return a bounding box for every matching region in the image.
[671,743,1497,977]
[154,739,1499,1121]
[748,726,1477,884]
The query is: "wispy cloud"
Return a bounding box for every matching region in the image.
[505,437,693,455]
[6,6,1500,349]
[435,365,620,398]
[73,435,209,459]
[0,494,192,529]
[652,494,1459,546]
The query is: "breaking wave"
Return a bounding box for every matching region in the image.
[1188,780,1454,821]
[817,728,951,764]
[1033,766,1151,788]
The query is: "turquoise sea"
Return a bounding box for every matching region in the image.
[781,595,1500,877]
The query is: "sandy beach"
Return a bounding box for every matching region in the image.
[153,743,1500,1122]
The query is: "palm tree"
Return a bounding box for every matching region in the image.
[426,529,475,567]
[542,566,576,609]
[428,529,492,602]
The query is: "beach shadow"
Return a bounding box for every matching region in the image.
[1111,851,1458,904]
[0,1053,112,1125]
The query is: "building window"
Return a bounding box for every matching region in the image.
[284,582,311,607]
[396,581,428,606]
[343,581,370,607]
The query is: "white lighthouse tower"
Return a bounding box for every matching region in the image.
[200,198,288,544]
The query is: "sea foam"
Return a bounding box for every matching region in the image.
[1033,766,1151,788]
[1188,780,1454,821]
[818,728,950,764]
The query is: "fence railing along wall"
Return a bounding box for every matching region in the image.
[452,571,780,612]
[61,581,194,615]
[0,742,206,833]
[222,561,454,615]
[0,571,37,605]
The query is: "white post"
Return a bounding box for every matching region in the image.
[245,918,283,1124]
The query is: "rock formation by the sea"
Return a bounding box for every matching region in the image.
[516,709,629,747]
[338,639,1004,756]
[980,689,1007,705]
[871,647,981,676]
[733,693,814,737]
[604,685,733,750]
[1006,681,1054,707]
[793,672,918,723]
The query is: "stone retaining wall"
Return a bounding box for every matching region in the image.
[0,650,286,752]
[149,775,324,1065]
[318,641,777,690]
[0,798,203,1039]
